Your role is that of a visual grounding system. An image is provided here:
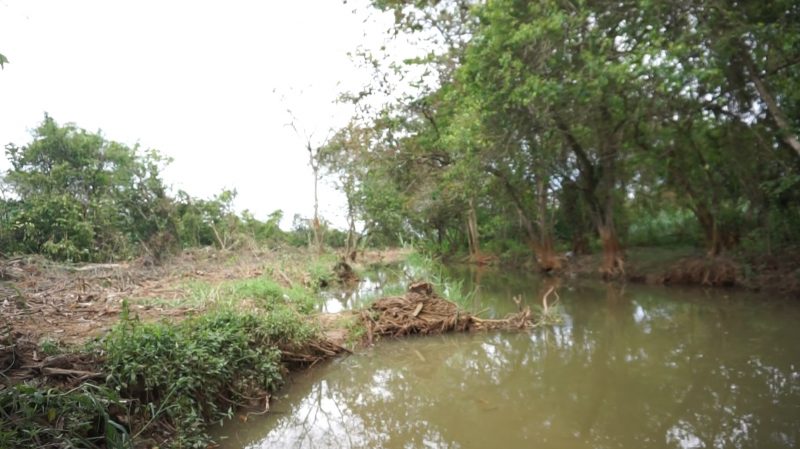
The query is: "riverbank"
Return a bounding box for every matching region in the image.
[2,245,543,448]
[2,244,797,447]
[486,246,800,298]
[0,247,331,447]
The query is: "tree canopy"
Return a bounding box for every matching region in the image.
[318,0,800,274]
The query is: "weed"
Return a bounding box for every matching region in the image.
[0,383,129,449]
[532,302,565,326]
[223,277,318,314]
[404,253,477,310]
[38,338,62,356]
[102,306,309,447]
[306,254,337,290]
[343,316,367,348]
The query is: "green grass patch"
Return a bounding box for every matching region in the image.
[404,253,476,310]
[100,303,316,447]
[2,301,319,449]
[131,275,321,314]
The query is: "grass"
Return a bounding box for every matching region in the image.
[404,253,477,310]
[132,273,321,314]
[99,302,311,447]
[306,253,338,290]
[0,383,129,449]
[3,301,317,449]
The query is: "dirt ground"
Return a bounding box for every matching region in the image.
[1,248,265,349]
[0,246,412,353]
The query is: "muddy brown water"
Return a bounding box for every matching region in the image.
[215,265,800,449]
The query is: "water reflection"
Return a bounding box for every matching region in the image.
[221,272,800,449]
[318,265,405,313]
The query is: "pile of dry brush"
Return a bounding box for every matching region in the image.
[360,282,538,344]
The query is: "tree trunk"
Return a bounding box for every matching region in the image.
[345,179,358,262]
[693,203,722,257]
[534,177,560,271]
[598,222,624,278]
[487,166,560,271]
[571,234,590,255]
[741,47,800,159]
[664,141,723,258]
[466,197,480,259]
[556,114,624,278]
[346,218,358,262]
[308,143,323,254]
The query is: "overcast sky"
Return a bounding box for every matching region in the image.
[0,0,394,229]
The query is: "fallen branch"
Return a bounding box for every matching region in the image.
[42,367,103,380]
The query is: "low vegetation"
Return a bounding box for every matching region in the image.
[0,249,343,448]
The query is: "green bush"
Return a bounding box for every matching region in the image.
[102,306,309,447]
[3,115,175,261]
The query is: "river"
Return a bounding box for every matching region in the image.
[216,264,800,449]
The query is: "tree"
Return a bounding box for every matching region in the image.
[3,115,176,261]
[348,0,800,266]
[319,120,370,259]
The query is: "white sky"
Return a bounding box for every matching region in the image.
[0,0,395,229]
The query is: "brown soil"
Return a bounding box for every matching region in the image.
[0,247,370,386]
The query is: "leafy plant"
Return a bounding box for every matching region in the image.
[102,309,297,447]
[0,383,129,449]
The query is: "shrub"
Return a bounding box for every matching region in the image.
[102,307,305,447]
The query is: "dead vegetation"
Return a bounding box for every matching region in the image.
[0,336,102,388]
[0,247,318,347]
[360,282,540,344]
[333,260,359,285]
[658,256,740,287]
[0,247,343,389]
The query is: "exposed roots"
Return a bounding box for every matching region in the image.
[660,257,739,287]
[360,282,538,344]
[280,338,351,368]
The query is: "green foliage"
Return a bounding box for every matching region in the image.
[227,277,317,314]
[103,306,313,447]
[305,253,338,290]
[342,0,800,261]
[405,253,476,309]
[625,209,702,248]
[175,189,240,249]
[0,383,129,449]
[0,115,296,261]
[2,115,176,261]
[38,338,63,356]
